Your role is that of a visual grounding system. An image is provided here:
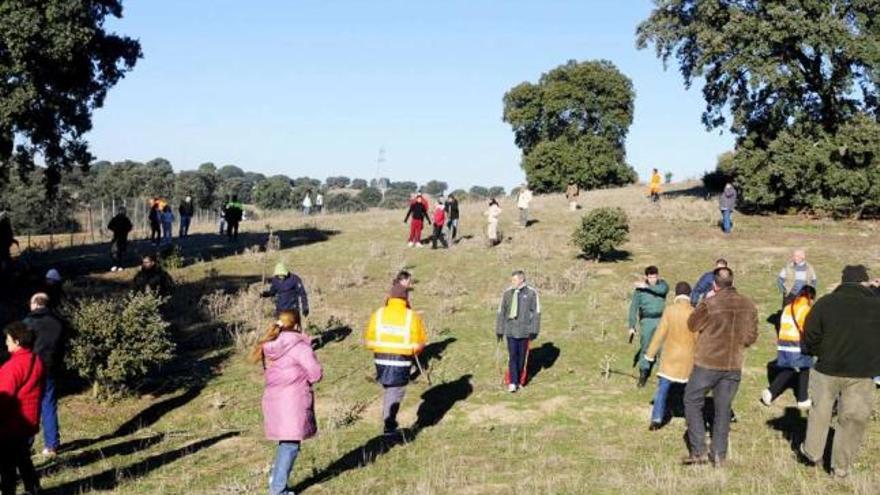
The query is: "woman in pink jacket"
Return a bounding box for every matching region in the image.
[250,311,323,495]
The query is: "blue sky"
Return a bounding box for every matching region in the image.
[89,0,734,190]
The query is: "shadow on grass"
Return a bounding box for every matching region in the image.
[39,434,166,477]
[311,324,353,352]
[44,431,240,494]
[59,350,232,454]
[576,250,632,263]
[291,374,473,493]
[525,342,559,385]
[410,337,456,381]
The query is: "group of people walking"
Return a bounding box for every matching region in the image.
[403,193,461,249]
[301,190,324,216]
[629,249,880,475]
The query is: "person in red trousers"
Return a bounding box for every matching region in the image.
[404,193,432,248]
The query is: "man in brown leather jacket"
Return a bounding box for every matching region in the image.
[682,267,758,467]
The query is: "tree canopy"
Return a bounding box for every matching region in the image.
[0,0,141,193]
[502,60,637,193]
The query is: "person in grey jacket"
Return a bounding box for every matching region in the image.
[719,183,737,234]
[495,270,541,392]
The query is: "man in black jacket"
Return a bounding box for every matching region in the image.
[133,254,175,297]
[444,194,460,242]
[107,207,133,272]
[23,293,65,455]
[403,193,431,248]
[179,196,195,238]
[800,265,880,478]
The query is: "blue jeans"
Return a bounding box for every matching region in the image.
[651,377,673,423]
[41,376,60,450]
[721,209,732,233]
[179,216,191,237]
[507,337,529,385]
[161,222,172,242]
[269,441,300,495]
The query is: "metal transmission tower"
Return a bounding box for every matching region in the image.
[375,147,389,198]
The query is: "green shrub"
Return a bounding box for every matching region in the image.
[159,244,184,270]
[325,192,367,213]
[68,291,175,399]
[571,207,629,260]
[357,187,383,207]
[379,188,412,209]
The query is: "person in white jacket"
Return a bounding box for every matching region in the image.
[302,190,313,216]
[516,184,533,227]
[485,198,502,246]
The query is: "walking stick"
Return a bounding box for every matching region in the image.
[414,353,432,386]
[520,340,531,386]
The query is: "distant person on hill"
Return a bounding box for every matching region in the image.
[23,293,65,456]
[431,199,448,249]
[148,201,161,246]
[364,276,427,435]
[261,263,310,320]
[649,168,662,203]
[302,190,313,216]
[250,311,322,495]
[403,192,431,248]
[761,285,815,410]
[444,194,460,242]
[516,183,533,227]
[719,183,737,234]
[133,254,174,297]
[683,267,758,467]
[178,196,194,238]
[225,196,243,241]
[691,259,728,306]
[644,282,696,430]
[0,322,45,495]
[800,265,880,478]
[40,269,65,314]
[315,191,324,214]
[495,270,541,393]
[0,210,19,270]
[777,249,817,307]
[565,180,580,211]
[629,266,669,387]
[218,196,229,235]
[160,204,175,244]
[107,206,133,272]
[485,198,502,246]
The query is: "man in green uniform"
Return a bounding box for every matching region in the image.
[628,265,669,387]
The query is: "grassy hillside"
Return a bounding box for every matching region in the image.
[35,183,880,494]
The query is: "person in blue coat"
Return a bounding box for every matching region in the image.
[261,263,310,319]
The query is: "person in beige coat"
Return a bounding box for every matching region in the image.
[565,180,579,211]
[644,282,697,430]
[485,198,502,246]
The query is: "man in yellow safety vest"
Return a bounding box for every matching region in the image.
[364,271,428,435]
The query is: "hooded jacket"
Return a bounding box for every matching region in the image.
[261,331,322,441]
[107,214,133,241]
[262,274,310,316]
[688,287,759,371]
[803,284,880,378]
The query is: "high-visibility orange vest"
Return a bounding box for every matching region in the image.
[779,297,811,344]
[364,298,427,356]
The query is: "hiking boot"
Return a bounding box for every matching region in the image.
[760,389,773,406]
[508,383,517,393]
[797,399,812,411]
[648,421,662,431]
[637,370,649,388]
[681,454,710,466]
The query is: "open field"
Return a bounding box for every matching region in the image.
[23,183,880,494]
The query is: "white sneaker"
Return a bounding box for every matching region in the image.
[507,383,517,393]
[760,389,773,406]
[415,243,423,248]
[110,266,117,272]
[407,242,414,247]
[797,399,812,411]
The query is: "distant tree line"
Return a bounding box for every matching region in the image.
[0,159,508,234]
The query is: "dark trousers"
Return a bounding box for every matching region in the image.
[227,221,239,241]
[150,222,161,244]
[507,337,529,386]
[769,368,810,402]
[431,225,447,249]
[179,216,191,237]
[684,366,741,461]
[111,238,128,265]
[0,436,40,495]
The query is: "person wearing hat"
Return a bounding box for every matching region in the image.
[178,196,195,238]
[107,206,133,272]
[261,263,310,319]
[495,270,541,392]
[800,265,880,478]
[364,271,427,434]
[644,282,697,430]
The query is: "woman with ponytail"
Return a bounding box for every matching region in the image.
[251,311,323,495]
